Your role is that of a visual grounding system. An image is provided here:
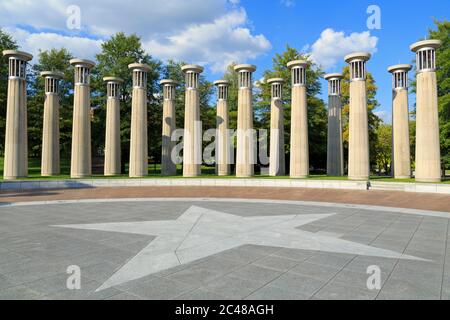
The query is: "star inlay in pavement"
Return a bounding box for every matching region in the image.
[54,206,426,292]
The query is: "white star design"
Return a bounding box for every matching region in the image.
[54,206,426,292]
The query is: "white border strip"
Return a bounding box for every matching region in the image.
[1,197,449,218]
[1,178,449,194]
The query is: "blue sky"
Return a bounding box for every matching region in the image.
[1,0,448,122]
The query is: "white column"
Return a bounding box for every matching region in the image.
[267,78,285,176]
[411,40,442,182]
[345,52,371,181]
[388,65,412,179]
[41,71,63,176]
[214,80,231,176]
[182,65,204,177]
[128,63,151,177]
[324,73,344,176]
[288,60,309,178]
[2,50,33,180]
[234,64,256,177]
[103,77,123,176]
[160,79,177,176]
[70,58,95,178]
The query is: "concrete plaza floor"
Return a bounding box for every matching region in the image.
[0,196,449,300]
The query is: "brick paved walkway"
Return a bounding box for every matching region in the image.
[1,186,449,212]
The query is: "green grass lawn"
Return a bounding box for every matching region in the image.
[0,157,449,184]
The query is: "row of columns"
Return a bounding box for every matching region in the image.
[1,39,443,182]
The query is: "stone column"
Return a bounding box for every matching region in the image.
[160,79,177,176]
[345,52,371,181]
[411,40,442,182]
[182,65,204,177]
[2,50,33,180]
[388,64,412,179]
[234,64,256,177]
[214,80,231,176]
[267,78,285,176]
[324,73,344,176]
[41,71,63,176]
[129,63,150,177]
[103,77,123,176]
[70,59,95,178]
[288,60,309,178]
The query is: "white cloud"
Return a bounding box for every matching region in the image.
[143,9,271,73]
[3,27,102,62]
[308,28,378,70]
[0,0,271,72]
[374,111,391,124]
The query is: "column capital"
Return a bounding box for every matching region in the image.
[181,64,204,74]
[234,64,256,73]
[70,58,95,69]
[213,79,230,87]
[324,73,343,96]
[410,39,441,52]
[344,52,371,63]
[41,71,64,79]
[128,63,151,72]
[267,78,285,85]
[287,60,309,69]
[103,76,124,83]
[160,79,178,86]
[3,50,33,61]
[324,73,343,81]
[388,64,411,90]
[387,64,412,74]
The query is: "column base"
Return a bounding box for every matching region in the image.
[104,172,121,177]
[394,175,411,179]
[70,174,91,179]
[290,175,308,179]
[348,176,369,181]
[415,177,441,183]
[41,173,60,177]
[3,176,27,180]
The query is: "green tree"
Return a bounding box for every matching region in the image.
[92,32,161,172]
[412,20,450,174]
[255,45,327,171]
[341,65,381,172]
[28,48,74,158]
[374,124,392,174]
[0,29,18,155]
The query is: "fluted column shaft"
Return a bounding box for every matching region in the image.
[183,86,201,177]
[345,53,371,181]
[129,86,148,177]
[327,95,344,176]
[269,98,285,176]
[42,93,60,176]
[4,78,28,179]
[182,66,203,177]
[235,65,256,177]
[216,97,230,176]
[161,81,177,176]
[104,101,121,175]
[348,80,369,180]
[290,85,309,178]
[3,51,32,180]
[415,71,441,182]
[392,88,411,178]
[71,84,92,177]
